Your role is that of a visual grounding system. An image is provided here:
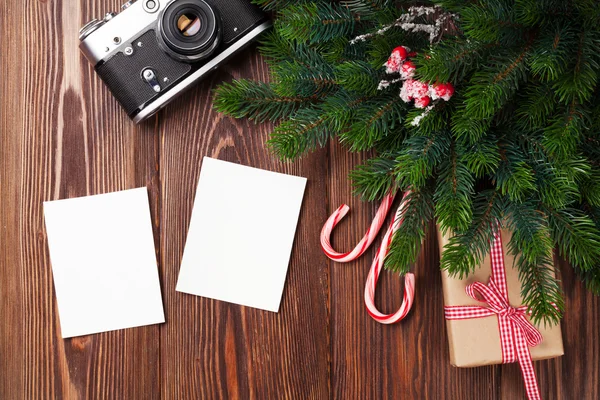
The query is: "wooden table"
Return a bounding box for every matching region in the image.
[1,1,599,398]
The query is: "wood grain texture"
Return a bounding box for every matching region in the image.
[155,52,330,399]
[0,0,599,399]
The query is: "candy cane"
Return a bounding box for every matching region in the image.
[321,191,415,324]
[320,193,396,262]
[364,195,415,324]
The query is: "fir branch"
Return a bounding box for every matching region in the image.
[339,93,407,151]
[572,202,600,293]
[580,168,600,207]
[406,102,452,133]
[493,55,524,85]
[258,32,330,66]
[459,132,501,178]
[385,186,435,274]
[416,39,499,83]
[366,28,411,69]
[214,0,600,318]
[320,90,367,132]
[463,48,530,121]
[268,90,370,159]
[542,101,586,160]
[505,200,564,325]
[536,165,580,209]
[495,138,537,202]
[515,83,557,129]
[513,0,569,27]
[395,130,452,189]
[340,0,393,14]
[496,160,536,203]
[441,190,505,278]
[450,107,492,144]
[268,107,331,159]
[573,0,600,30]
[552,30,600,104]
[213,80,316,122]
[528,24,574,81]
[459,1,525,44]
[258,30,295,63]
[275,3,360,44]
[253,0,310,11]
[350,155,398,201]
[516,131,581,209]
[434,144,475,233]
[335,61,381,95]
[273,58,338,98]
[545,206,600,271]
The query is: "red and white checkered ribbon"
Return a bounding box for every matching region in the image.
[444,230,543,400]
[321,191,415,324]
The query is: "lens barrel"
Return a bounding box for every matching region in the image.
[157,0,222,62]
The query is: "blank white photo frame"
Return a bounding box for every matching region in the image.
[43,188,165,338]
[176,157,307,312]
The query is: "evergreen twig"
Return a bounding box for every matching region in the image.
[215,0,600,323]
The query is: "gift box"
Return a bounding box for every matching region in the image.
[437,227,564,368]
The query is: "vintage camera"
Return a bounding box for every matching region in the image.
[79,0,271,123]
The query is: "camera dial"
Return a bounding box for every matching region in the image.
[156,0,222,62]
[79,19,106,41]
[143,0,160,13]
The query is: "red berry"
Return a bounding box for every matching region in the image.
[400,60,416,79]
[445,83,455,98]
[413,80,430,98]
[431,82,455,101]
[385,46,410,74]
[393,46,409,61]
[415,96,431,108]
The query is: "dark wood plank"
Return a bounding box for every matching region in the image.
[155,49,330,399]
[1,0,161,398]
[0,0,27,396]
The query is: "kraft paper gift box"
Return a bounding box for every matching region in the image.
[437,227,564,367]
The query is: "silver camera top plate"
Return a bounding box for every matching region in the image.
[80,0,167,65]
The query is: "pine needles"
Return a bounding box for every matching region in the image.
[214,0,600,324]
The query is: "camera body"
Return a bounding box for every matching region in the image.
[79,0,270,123]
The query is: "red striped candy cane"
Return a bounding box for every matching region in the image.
[320,193,396,262]
[321,191,415,324]
[364,194,415,324]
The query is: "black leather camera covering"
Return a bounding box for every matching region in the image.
[96,30,191,116]
[210,0,266,45]
[95,0,268,118]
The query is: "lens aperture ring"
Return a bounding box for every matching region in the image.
[157,0,222,62]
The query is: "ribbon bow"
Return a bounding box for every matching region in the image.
[444,229,544,400]
[463,279,543,348]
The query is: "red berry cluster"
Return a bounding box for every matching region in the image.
[385,46,455,109]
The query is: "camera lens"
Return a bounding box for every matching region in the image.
[177,13,202,36]
[157,0,222,62]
